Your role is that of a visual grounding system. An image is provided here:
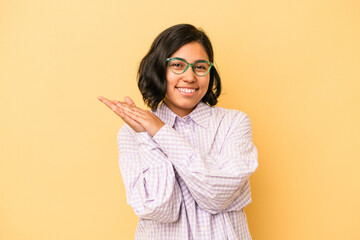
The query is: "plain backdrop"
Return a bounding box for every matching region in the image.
[1,0,359,239]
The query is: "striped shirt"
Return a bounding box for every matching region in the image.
[117,102,258,239]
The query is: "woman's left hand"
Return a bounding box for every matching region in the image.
[98,96,165,137]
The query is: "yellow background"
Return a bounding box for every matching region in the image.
[1,0,359,239]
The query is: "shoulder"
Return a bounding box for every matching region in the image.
[211,106,251,126]
[209,106,253,139]
[208,106,254,143]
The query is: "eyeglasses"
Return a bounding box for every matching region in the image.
[166,57,214,76]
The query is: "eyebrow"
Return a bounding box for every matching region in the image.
[173,57,210,63]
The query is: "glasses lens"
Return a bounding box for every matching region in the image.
[193,61,211,76]
[169,59,187,74]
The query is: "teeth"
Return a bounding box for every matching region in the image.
[178,88,196,93]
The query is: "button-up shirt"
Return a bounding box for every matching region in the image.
[117,102,258,239]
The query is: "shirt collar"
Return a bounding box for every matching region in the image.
[153,101,211,129]
[153,102,177,127]
[188,102,211,128]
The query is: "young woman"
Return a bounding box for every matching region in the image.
[98,24,258,240]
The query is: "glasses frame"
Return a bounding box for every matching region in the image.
[166,57,214,76]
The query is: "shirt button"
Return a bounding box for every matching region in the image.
[201,226,206,232]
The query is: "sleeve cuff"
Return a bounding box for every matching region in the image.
[135,131,159,149]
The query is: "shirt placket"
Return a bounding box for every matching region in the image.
[184,117,195,145]
[177,118,212,240]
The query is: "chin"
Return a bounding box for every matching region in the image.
[178,102,198,109]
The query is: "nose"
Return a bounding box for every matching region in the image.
[182,65,197,82]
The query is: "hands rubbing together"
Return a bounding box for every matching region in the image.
[98,96,165,137]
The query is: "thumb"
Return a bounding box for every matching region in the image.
[124,96,136,106]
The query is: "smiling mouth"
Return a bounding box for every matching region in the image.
[176,87,198,93]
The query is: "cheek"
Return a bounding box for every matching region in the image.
[165,73,178,89]
[165,68,170,79]
[202,78,210,91]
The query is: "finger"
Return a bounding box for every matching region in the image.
[110,100,148,123]
[123,109,145,124]
[114,101,132,112]
[113,100,123,108]
[116,102,146,116]
[121,111,139,124]
[124,96,135,106]
[107,103,125,117]
[98,96,118,110]
[98,97,130,120]
[110,105,141,126]
[98,96,146,132]
[123,102,148,114]
[98,96,110,104]
[119,110,146,132]
[112,101,143,120]
[122,106,145,120]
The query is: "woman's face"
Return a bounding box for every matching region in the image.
[164,42,210,117]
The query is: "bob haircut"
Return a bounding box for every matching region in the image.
[137,24,221,110]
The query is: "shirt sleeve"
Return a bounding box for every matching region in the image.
[117,125,182,223]
[152,112,258,215]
